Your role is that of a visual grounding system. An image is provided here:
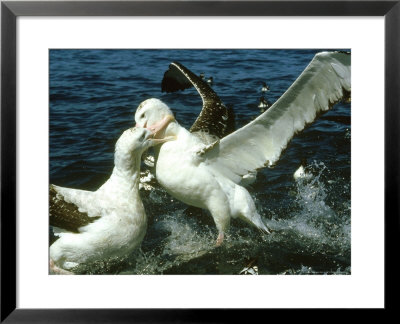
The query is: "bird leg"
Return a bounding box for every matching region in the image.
[207,193,230,247]
[49,258,74,275]
[216,232,224,247]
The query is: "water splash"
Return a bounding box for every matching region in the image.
[264,161,351,274]
[137,161,349,274]
[65,161,350,275]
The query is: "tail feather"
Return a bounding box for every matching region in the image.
[232,184,272,234]
[238,211,271,234]
[251,214,272,234]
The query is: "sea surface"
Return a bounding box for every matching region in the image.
[49,49,351,275]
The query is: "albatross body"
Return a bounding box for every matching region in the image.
[135,51,351,245]
[137,100,270,246]
[50,124,172,273]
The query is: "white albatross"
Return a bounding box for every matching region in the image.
[49,123,173,274]
[135,51,351,246]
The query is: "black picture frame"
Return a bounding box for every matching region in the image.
[1,0,398,321]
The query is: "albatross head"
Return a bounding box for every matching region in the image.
[114,127,173,173]
[135,98,176,138]
[117,123,173,157]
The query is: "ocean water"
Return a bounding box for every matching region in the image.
[49,49,351,275]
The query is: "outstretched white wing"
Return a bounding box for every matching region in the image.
[201,51,351,183]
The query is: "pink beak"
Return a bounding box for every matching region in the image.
[144,115,175,139]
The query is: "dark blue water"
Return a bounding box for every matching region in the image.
[50,49,351,275]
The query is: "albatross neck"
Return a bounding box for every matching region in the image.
[164,121,182,138]
[112,151,142,187]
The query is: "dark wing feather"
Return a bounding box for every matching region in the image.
[161,62,194,92]
[49,185,100,233]
[161,62,235,139]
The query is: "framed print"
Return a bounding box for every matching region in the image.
[1,0,398,321]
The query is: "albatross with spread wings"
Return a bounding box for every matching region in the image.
[135,51,351,246]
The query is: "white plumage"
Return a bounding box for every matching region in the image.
[258,96,270,111]
[261,82,270,92]
[50,125,172,273]
[258,98,267,108]
[135,51,351,245]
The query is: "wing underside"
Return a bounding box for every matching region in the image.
[201,51,351,183]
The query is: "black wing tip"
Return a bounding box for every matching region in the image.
[161,76,187,93]
[161,61,195,93]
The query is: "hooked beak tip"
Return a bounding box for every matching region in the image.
[147,115,174,138]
